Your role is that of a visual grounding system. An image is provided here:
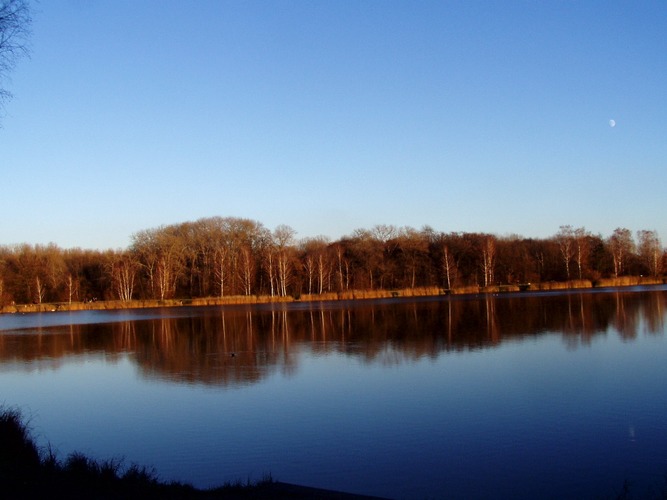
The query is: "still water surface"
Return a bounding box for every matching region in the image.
[1,287,667,499]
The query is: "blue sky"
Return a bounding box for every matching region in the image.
[1,1,665,250]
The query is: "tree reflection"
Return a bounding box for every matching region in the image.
[1,289,666,387]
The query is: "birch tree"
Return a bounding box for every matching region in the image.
[109,251,138,302]
[300,237,330,295]
[555,225,575,280]
[637,230,662,277]
[132,226,185,300]
[441,245,457,290]
[213,245,227,297]
[239,246,254,295]
[34,275,45,304]
[302,250,315,295]
[333,243,348,292]
[574,227,590,280]
[317,246,332,294]
[396,227,429,289]
[481,236,496,287]
[608,228,635,278]
[65,274,77,304]
[274,225,296,297]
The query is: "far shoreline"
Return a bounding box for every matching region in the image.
[2,276,664,315]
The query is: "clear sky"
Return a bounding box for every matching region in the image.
[1,0,666,250]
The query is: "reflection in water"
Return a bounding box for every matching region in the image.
[0,288,665,387]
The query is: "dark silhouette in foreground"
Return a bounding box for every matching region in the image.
[0,407,664,498]
[0,408,384,499]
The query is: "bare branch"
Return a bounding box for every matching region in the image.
[0,0,31,105]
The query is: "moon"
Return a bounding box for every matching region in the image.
[609,119,616,128]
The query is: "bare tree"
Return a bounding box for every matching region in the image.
[300,237,331,295]
[274,225,296,297]
[65,273,78,304]
[132,226,185,300]
[34,275,45,304]
[0,0,31,107]
[350,228,389,290]
[265,247,276,296]
[608,228,635,278]
[574,227,590,280]
[555,225,575,280]
[189,216,265,297]
[317,245,333,294]
[302,246,316,295]
[637,230,663,277]
[333,243,348,292]
[108,250,138,302]
[481,236,496,287]
[396,227,429,289]
[43,243,66,300]
[239,245,254,295]
[441,245,457,290]
[213,245,228,298]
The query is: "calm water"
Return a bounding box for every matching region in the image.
[1,286,666,499]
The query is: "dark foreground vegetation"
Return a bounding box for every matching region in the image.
[0,408,381,499]
[1,407,664,499]
[0,408,259,499]
[1,217,665,309]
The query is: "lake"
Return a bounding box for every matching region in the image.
[1,286,666,499]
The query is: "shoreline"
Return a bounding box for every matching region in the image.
[0,407,389,499]
[2,276,664,315]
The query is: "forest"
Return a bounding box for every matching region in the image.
[0,217,665,306]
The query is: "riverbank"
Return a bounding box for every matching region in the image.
[0,406,656,500]
[1,276,664,315]
[0,407,387,499]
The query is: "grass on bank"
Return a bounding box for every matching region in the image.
[2,407,667,499]
[0,407,279,499]
[2,277,665,315]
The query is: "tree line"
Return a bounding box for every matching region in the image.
[0,217,665,305]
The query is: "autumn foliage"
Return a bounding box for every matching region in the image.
[0,218,664,307]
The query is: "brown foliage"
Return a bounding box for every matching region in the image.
[0,218,664,308]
